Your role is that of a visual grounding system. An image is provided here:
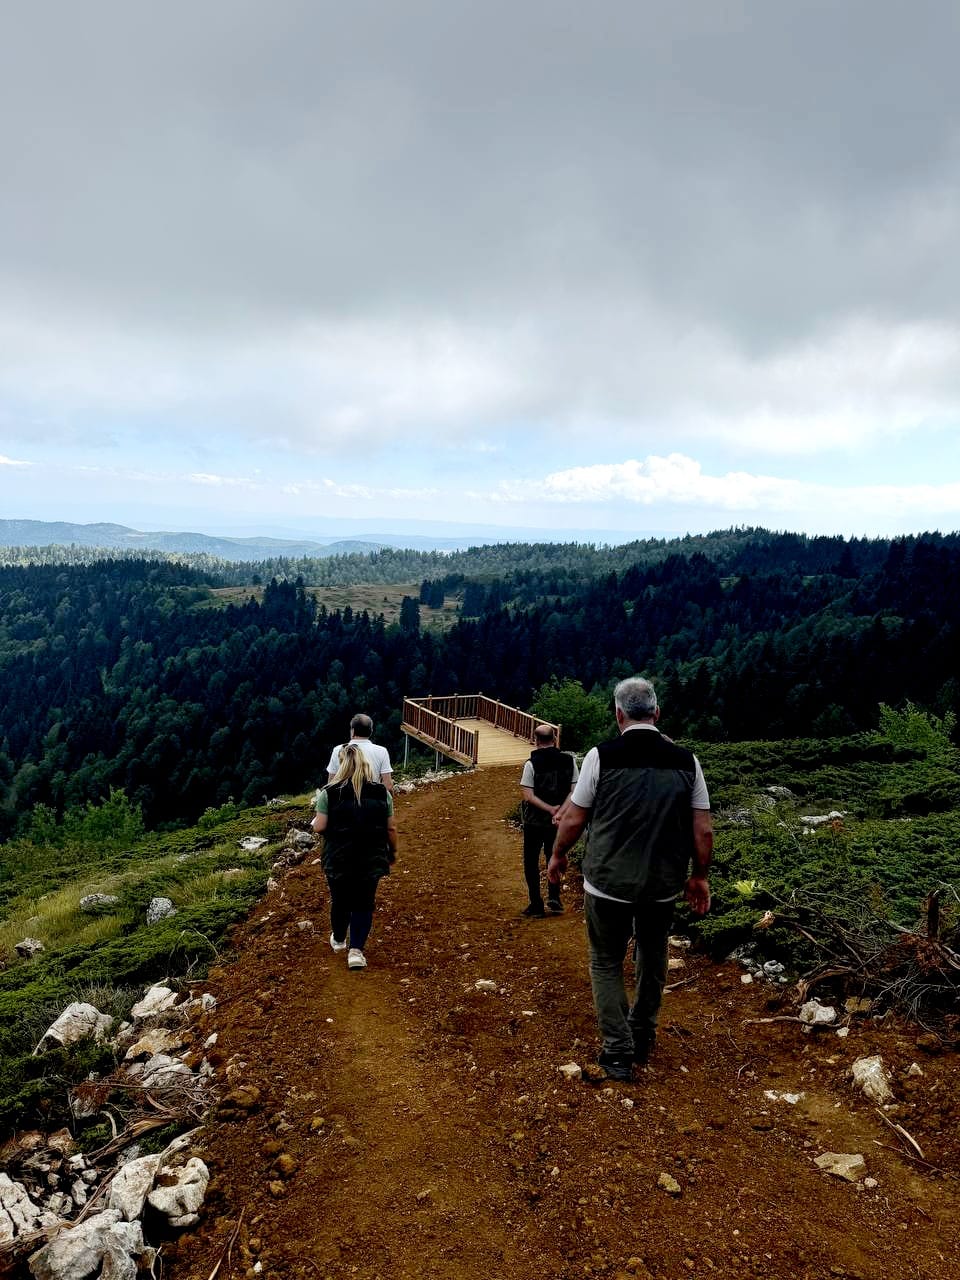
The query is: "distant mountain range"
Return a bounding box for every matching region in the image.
[0,519,389,562]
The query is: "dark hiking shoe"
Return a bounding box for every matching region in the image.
[597,1052,634,1082]
[521,903,546,917]
[546,897,564,914]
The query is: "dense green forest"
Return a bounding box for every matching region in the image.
[0,530,958,839]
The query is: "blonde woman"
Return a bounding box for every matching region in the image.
[311,742,398,970]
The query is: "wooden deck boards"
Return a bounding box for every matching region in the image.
[457,718,532,768]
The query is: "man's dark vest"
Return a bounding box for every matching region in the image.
[581,729,696,902]
[322,780,391,881]
[524,746,575,826]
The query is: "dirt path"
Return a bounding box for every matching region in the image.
[170,767,959,1280]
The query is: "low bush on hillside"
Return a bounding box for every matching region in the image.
[0,797,306,1137]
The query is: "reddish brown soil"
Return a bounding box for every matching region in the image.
[170,767,959,1280]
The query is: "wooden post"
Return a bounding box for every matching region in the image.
[404,733,410,766]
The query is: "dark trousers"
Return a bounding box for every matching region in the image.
[327,875,380,951]
[584,892,675,1056]
[522,822,560,908]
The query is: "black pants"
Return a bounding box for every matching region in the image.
[522,823,560,908]
[326,874,380,951]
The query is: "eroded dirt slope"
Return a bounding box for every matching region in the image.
[170,766,959,1280]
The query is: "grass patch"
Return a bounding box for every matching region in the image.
[0,798,304,1138]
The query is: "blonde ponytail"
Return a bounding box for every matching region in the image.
[332,741,373,803]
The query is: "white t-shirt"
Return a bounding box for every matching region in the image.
[327,738,392,782]
[571,724,709,904]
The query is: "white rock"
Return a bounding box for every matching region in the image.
[835,1027,850,1038]
[108,1155,161,1221]
[146,897,177,924]
[139,1054,193,1091]
[28,1209,148,1280]
[129,986,178,1020]
[78,894,120,913]
[0,1174,60,1243]
[238,836,268,851]
[200,992,217,1012]
[764,1090,805,1105]
[147,1158,209,1222]
[204,1033,218,1049]
[668,936,692,949]
[740,973,754,985]
[123,1028,188,1061]
[15,938,45,958]
[44,1193,73,1217]
[285,828,314,848]
[70,1180,87,1207]
[34,1003,114,1055]
[266,877,279,892]
[620,1098,634,1109]
[558,1062,582,1081]
[907,1062,924,1077]
[667,956,685,971]
[851,1055,894,1104]
[864,1176,879,1189]
[296,919,314,931]
[762,960,786,977]
[814,1152,867,1182]
[799,999,837,1027]
[474,979,498,993]
[799,811,846,827]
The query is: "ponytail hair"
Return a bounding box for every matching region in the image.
[331,741,374,803]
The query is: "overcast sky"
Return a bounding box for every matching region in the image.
[2,1,959,539]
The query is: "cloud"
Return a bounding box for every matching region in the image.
[0,454,30,467]
[2,3,960,499]
[486,454,960,525]
[186,472,257,488]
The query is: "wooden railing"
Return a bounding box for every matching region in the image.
[401,694,561,765]
[401,697,480,766]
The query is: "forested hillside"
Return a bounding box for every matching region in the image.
[0,530,958,838]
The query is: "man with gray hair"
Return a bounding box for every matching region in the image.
[327,713,393,792]
[548,677,712,1080]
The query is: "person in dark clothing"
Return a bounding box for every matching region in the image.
[311,742,398,970]
[519,723,578,916]
[548,678,713,1079]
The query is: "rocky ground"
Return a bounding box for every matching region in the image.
[165,766,958,1280]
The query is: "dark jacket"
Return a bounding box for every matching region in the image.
[523,746,576,826]
[321,780,392,882]
[581,729,696,901]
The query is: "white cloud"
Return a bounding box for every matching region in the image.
[186,472,256,488]
[0,454,30,466]
[486,454,960,525]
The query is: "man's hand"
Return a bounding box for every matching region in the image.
[684,875,711,915]
[547,851,567,886]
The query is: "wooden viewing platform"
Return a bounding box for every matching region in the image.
[400,694,561,768]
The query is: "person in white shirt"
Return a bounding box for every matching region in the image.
[327,714,393,792]
[549,677,713,1080]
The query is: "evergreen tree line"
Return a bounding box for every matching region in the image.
[0,531,958,837]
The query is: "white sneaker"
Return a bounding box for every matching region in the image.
[330,933,348,952]
[347,948,367,970]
